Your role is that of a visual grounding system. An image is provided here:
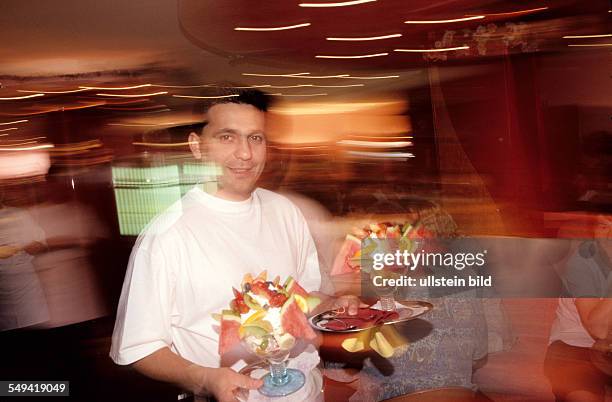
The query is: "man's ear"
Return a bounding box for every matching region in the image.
[188,132,203,159]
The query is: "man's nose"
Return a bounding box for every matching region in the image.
[234,137,252,160]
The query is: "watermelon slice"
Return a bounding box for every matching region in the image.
[219,310,241,355]
[330,234,362,276]
[280,296,316,340]
[284,276,308,298]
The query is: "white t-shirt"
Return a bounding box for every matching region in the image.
[110,187,321,367]
[549,242,611,348]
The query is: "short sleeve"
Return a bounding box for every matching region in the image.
[110,235,175,365]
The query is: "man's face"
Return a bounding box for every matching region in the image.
[197,103,267,201]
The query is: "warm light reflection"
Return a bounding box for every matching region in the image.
[394,46,469,52]
[316,52,388,59]
[81,84,152,90]
[264,84,364,88]
[568,43,612,47]
[326,33,401,41]
[242,72,311,77]
[133,141,191,147]
[0,141,39,147]
[0,119,28,125]
[96,92,167,98]
[311,84,365,88]
[265,85,314,88]
[172,94,240,99]
[340,75,399,79]
[299,0,375,7]
[404,16,484,24]
[17,88,90,94]
[108,121,189,127]
[289,74,351,79]
[51,140,102,153]
[235,23,311,31]
[563,34,612,39]
[270,93,328,97]
[0,94,45,100]
[104,98,151,105]
[2,136,46,142]
[270,100,404,115]
[338,139,412,147]
[152,84,213,88]
[352,135,413,139]
[468,7,548,17]
[347,150,414,158]
[212,85,272,88]
[243,72,352,79]
[62,102,106,111]
[0,128,18,132]
[0,144,53,151]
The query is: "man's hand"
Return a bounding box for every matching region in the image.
[331,295,368,316]
[201,367,262,402]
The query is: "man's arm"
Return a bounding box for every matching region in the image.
[132,347,262,402]
[575,298,612,340]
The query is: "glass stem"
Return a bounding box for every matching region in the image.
[380,295,396,311]
[269,361,289,386]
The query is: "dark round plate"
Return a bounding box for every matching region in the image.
[309,300,432,333]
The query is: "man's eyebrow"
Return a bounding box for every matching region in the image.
[212,128,240,136]
[213,128,266,136]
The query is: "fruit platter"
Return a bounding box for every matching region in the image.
[331,221,430,276]
[215,271,323,398]
[215,271,321,357]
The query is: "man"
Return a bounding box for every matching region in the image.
[110,89,359,401]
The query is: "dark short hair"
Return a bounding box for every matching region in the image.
[192,87,271,121]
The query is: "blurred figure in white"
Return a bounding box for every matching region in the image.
[30,174,110,328]
[0,185,50,331]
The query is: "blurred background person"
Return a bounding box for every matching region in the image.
[545,216,612,402]
[0,184,49,331]
[30,172,110,328]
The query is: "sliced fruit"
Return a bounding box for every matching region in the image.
[251,281,273,301]
[369,223,381,233]
[244,309,267,325]
[398,237,413,253]
[269,292,288,308]
[294,294,309,313]
[211,313,222,322]
[244,319,273,334]
[280,296,316,340]
[331,236,362,276]
[277,333,296,350]
[341,337,365,352]
[400,224,411,237]
[243,273,253,285]
[255,270,267,283]
[243,293,261,310]
[273,275,280,287]
[219,310,241,355]
[239,324,268,339]
[285,277,308,298]
[386,226,400,239]
[379,325,408,348]
[346,234,362,245]
[306,296,321,312]
[369,330,394,358]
